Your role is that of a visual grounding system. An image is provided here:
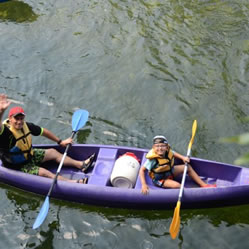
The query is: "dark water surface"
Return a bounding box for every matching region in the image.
[1,0,249,248]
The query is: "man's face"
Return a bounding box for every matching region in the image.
[9,114,25,130]
[153,143,169,157]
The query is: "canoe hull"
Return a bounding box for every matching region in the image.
[0,144,249,209]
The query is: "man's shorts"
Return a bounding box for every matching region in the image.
[20,149,45,175]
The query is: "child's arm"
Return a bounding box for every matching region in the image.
[139,165,149,194]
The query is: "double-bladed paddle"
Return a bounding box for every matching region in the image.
[32,109,89,229]
[169,120,197,239]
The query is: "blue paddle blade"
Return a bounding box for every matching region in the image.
[32,196,50,229]
[72,109,89,132]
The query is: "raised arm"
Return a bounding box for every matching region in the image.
[0,94,11,129]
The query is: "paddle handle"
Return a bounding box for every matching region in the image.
[47,131,76,197]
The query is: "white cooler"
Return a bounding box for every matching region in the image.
[110,153,140,188]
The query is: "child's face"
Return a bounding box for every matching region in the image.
[153,143,169,157]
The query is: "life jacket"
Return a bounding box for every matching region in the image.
[3,119,33,165]
[146,147,174,180]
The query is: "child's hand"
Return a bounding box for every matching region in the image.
[183,156,190,164]
[141,184,149,195]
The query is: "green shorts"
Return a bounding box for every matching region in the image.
[20,149,45,175]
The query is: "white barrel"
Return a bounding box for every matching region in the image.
[110,154,140,188]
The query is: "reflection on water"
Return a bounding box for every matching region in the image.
[77,116,148,148]
[0,0,38,23]
[2,183,249,248]
[0,0,10,3]
[1,179,249,248]
[181,205,249,227]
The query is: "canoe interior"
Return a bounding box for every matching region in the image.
[36,144,248,189]
[1,144,249,209]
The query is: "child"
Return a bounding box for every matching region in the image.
[139,135,216,194]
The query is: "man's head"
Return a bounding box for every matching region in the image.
[8,106,26,130]
[8,106,25,118]
[152,135,169,156]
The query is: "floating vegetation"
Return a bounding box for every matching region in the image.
[0,0,38,23]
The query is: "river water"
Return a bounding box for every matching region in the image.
[1,0,249,248]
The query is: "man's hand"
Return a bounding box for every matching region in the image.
[0,94,11,113]
[60,137,73,147]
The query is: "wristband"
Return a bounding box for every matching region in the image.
[57,139,62,145]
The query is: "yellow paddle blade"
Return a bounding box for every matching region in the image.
[169,201,181,239]
[188,120,197,151]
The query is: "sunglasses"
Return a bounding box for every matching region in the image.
[154,144,168,149]
[13,115,25,121]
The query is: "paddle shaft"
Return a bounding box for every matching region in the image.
[177,148,191,200]
[47,131,76,197]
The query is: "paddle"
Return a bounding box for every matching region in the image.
[169,120,197,239]
[32,109,89,229]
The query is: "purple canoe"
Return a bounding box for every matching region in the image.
[0,144,249,209]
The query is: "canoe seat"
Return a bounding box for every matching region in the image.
[87,148,118,186]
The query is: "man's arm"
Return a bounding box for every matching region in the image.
[42,128,73,147]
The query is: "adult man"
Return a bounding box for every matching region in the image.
[139,135,216,194]
[0,94,94,183]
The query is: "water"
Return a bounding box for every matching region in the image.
[1,0,249,248]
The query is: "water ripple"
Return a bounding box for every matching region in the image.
[1,0,249,248]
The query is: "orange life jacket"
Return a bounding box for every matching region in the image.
[146,147,174,180]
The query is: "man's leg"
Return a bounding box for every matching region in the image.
[42,148,92,169]
[38,167,85,183]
